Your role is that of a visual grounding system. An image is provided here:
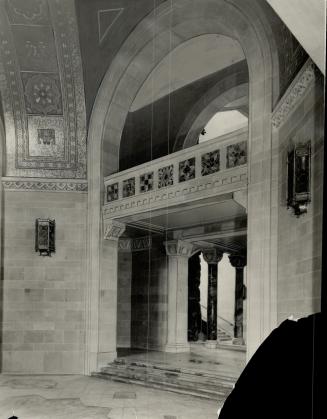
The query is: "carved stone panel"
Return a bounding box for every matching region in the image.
[107,183,119,202]
[201,150,220,176]
[179,158,195,182]
[140,172,154,193]
[158,165,174,188]
[226,141,247,168]
[123,177,135,198]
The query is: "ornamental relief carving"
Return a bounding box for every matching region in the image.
[272,60,316,129]
[103,170,247,219]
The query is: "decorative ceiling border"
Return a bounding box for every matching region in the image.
[272,59,316,130]
[2,177,88,192]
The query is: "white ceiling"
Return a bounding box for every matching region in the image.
[266,0,326,74]
[130,34,245,111]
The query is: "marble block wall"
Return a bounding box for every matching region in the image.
[1,190,87,373]
[131,241,168,350]
[117,252,132,348]
[277,77,324,322]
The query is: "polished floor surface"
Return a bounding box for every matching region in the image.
[0,374,220,419]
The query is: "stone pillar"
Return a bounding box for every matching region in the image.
[229,254,247,345]
[98,219,125,368]
[164,240,193,353]
[202,248,223,349]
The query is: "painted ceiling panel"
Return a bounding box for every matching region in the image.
[0,0,87,178]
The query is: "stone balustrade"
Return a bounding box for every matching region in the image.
[103,128,248,220]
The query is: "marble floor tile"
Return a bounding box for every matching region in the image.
[0,374,220,419]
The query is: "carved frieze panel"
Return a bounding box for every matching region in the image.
[158,165,174,188]
[179,157,195,182]
[2,177,88,192]
[123,177,135,198]
[201,150,220,176]
[0,0,87,178]
[107,183,119,202]
[272,60,316,130]
[140,172,154,193]
[226,141,247,169]
[119,236,152,252]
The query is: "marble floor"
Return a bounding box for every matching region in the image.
[117,344,245,379]
[0,374,220,419]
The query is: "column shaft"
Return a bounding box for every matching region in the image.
[229,254,246,346]
[234,267,244,342]
[165,240,193,353]
[202,248,223,349]
[207,263,218,341]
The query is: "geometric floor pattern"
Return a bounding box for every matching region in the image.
[0,374,219,419]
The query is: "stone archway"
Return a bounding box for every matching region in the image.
[86,0,280,374]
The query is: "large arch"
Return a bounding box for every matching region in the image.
[86,0,280,374]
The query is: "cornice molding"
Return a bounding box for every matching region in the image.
[1,177,88,192]
[272,59,316,130]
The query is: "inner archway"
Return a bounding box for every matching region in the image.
[87,0,281,374]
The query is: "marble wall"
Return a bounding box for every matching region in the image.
[131,241,168,350]
[117,252,132,348]
[1,190,87,373]
[276,72,323,322]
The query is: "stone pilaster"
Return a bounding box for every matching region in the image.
[229,254,247,345]
[98,220,126,368]
[202,248,223,349]
[164,240,193,353]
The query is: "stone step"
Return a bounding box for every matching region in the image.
[93,371,230,401]
[103,363,231,388]
[93,358,236,401]
[113,358,236,384]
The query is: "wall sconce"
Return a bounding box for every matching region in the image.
[35,218,56,256]
[287,141,311,217]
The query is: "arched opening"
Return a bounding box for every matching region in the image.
[198,110,248,143]
[87,0,280,376]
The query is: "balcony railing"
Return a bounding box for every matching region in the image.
[103,128,248,220]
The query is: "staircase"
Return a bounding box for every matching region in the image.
[93,358,235,401]
[217,328,233,342]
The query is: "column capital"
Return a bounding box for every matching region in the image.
[164,240,193,258]
[103,220,126,241]
[202,248,223,264]
[229,254,247,269]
